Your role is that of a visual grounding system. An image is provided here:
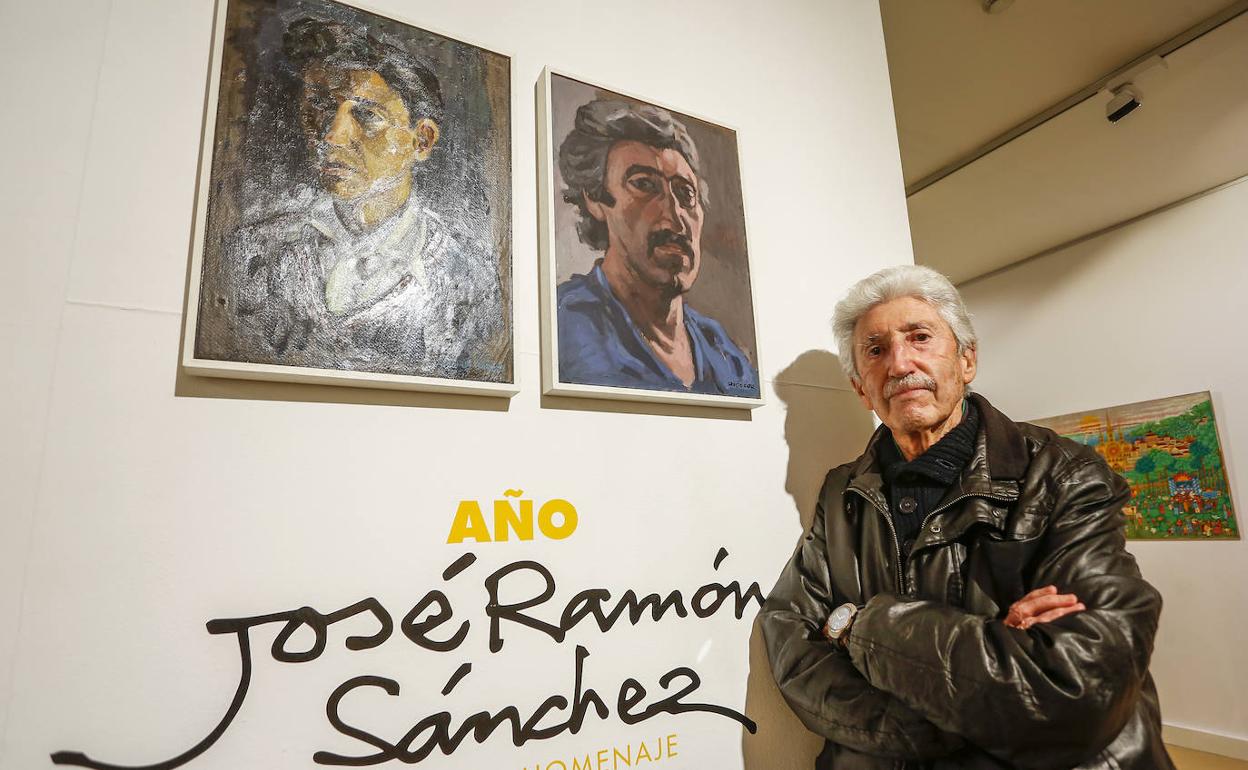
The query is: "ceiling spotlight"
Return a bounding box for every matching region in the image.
[1105,84,1142,123]
[982,0,1016,13]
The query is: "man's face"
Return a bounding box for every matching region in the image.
[850,296,977,435]
[298,66,437,202]
[586,140,704,294]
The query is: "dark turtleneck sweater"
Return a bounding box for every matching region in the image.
[877,399,980,559]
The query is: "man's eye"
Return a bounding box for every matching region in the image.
[673,183,697,208]
[351,105,387,130]
[629,176,659,194]
[867,346,882,357]
[914,333,931,342]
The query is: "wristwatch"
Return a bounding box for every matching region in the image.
[822,602,859,646]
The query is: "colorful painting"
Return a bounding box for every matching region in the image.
[1032,392,1239,540]
[183,0,514,395]
[537,69,763,408]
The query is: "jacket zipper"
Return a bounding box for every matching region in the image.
[919,491,1018,537]
[848,488,906,592]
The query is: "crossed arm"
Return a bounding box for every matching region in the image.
[844,460,1160,767]
[762,460,1161,767]
[760,488,964,761]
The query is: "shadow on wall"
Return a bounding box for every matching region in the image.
[741,349,876,770]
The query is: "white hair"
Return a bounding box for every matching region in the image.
[832,264,977,382]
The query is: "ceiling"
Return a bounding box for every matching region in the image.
[880,0,1248,283]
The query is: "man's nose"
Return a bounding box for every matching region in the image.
[324,101,358,147]
[885,340,916,375]
[661,183,689,234]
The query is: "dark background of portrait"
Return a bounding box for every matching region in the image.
[194,0,512,378]
[550,73,759,368]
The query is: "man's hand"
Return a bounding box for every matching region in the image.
[1004,585,1085,630]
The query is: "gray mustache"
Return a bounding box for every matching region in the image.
[883,372,937,398]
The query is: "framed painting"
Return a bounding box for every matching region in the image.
[1031,392,1239,540]
[183,0,515,395]
[537,68,764,408]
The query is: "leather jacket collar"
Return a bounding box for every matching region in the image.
[847,393,1025,548]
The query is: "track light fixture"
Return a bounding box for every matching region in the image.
[1105,83,1142,123]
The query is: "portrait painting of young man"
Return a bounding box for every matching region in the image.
[188,0,512,389]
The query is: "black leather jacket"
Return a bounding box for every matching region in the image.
[761,393,1173,769]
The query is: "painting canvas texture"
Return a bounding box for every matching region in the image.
[192,0,512,384]
[1031,392,1239,540]
[547,73,760,400]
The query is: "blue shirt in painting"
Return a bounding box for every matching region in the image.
[556,263,760,398]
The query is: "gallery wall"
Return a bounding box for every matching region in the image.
[960,177,1248,754]
[0,1,913,769]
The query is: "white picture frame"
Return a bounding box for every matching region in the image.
[182,0,518,397]
[537,67,765,409]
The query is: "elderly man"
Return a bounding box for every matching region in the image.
[222,18,504,381]
[555,100,759,397]
[761,265,1172,769]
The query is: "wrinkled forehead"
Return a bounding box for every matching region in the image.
[301,65,396,103]
[852,296,952,343]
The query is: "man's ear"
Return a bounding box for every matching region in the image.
[583,191,607,222]
[850,374,874,412]
[961,344,978,386]
[413,118,439,161]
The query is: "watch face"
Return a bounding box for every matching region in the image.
[829,606,852,633]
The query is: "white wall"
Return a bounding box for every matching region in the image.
[960,177,1248,746]
[0,1,912,768]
